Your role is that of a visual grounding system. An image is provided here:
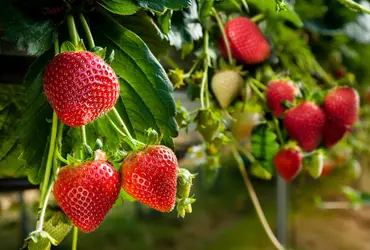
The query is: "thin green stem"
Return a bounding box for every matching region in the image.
[231,147,285,250]
[249,80,266,102]
[252,79,267,91]
[106,114,128,138]
[240,0,249,12]
[163,55,179,69]
[67,15,79,46]
[212,7,233,65]
[274,118,284,145]
[72,226,78,250]
[251,13,265,23]
[36,180,54,231]
[338,0,370,15]
[39,112,58,208]
[53,122,65,173]
[55,149,68,165]
[200,31,209,109]
[79,13,95,49]
[183,56,204,78]
[112,108,133,140]
[54,39,60,56]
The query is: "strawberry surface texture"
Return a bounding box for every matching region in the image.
[53,160,121,232]
[43,51,119,127]
[121,145,178,212]
[220,17,270,64]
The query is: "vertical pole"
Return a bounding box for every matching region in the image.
[276,175,288,247]
[19,191,27,247]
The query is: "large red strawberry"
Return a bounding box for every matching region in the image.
[284,102,326,152]
[121,145,178,212]
[266,80,296,117]
[44,52,119,127]
[53,160,121,232]
[220,17,270,64]
[274,149,302,182]
[323,86,359,127]
[323,120,348,148]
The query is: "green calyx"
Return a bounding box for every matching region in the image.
[176,168,197,218]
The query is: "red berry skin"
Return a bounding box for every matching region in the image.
[53,161,121,233]
[274,149,302,182]
[266,80,296,117]
[44,52,120,127]
[324,87,359,127]
[121,146,178,212]
[284,102,326,152]
[220,17,270,64]
[323,120,348,148]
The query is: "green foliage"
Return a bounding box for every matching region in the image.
[136,0,191,12]
[0,0,57,56]
[118,12,170,56]
[92,10,178,147]
[168,0,203,49]
[251,124,279,176]
[99,0,140,15]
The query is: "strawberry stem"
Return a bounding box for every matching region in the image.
[248,79,266,102]
[274,117,285,145]
[200,31,209,109]
[212,7,233,65]
[110,108,145,150]
[39,112,59,209]
[53,122,65,172]
[231,147,285,250]
[67,15,79,46]
[251,13,265,23]
[72,226,78,250]
[240,0,250,13]
[79,13,96,49]
[183,56,204,78]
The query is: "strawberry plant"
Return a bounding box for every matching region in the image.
[1,0,370,249]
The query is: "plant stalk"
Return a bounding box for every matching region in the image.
[232,147,285,250]
[39,112,58,208]
[212,7,233,65]
[72,226,78,250]
[79,13,95,49]
[200,31,209,109]
[67,15,79,46]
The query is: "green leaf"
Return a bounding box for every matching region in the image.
[1,1,57,56]
[247,0,303,28]
[43,206,72,245]
[157,10,173,35]
[99,0,140,15]
[0,52,54,183]
[251,124,279,175]
[92,10,178,147]
[136,0,191,12]
[91,46,107,59]
[60,41,76,53]
[118,12,170,56]
[199,0,214,20]
[168,0,203,49]
[28,237,51,250]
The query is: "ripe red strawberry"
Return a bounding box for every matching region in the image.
[274,149,302,181]
[44,52,119,127]
[323,87,359,127]
[323,120,348,148]
[53,160,121,232]
[266,80,296,117]
[284,102,326,152]
[121,145,178,212]
[220,17,270,64]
